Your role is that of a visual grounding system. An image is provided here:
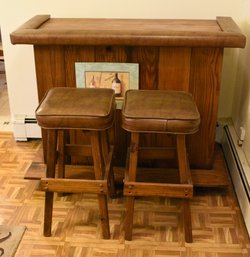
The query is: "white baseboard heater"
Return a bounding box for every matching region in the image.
[221,124,250,236]
[13,115,41,141]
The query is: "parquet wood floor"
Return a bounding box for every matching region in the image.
[0,132,249,257]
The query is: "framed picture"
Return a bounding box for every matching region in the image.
[75,62,139,109]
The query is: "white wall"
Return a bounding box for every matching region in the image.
[0,1,248,126]
[231,0,250,164]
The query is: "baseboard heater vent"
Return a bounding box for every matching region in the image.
[221,124,250,236]
[13,115,41,141]
[25,117,38,124]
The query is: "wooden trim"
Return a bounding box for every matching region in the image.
[10,15,246,48]
[24,162,229,188]
[216,16,243,34]
[40,178,107,194]
[124,181,193,198]
[18,15,50,30]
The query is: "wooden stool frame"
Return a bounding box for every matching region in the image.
[123,132,193,243]
[40,128,116,239]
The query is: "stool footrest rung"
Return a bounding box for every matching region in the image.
[65,144,92,157]
[40,178,107,194]
[123,181,193,198]
[138,147,176,160]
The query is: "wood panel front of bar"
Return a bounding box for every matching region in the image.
[10,15,246,187]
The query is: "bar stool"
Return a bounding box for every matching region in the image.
[122,90,200,242]
[36,87,116,239]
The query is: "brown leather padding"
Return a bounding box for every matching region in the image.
[36,87,116,130]
[122,90,200,134]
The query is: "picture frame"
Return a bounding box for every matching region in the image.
[75,62,139,109]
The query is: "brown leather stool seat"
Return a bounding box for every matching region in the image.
[122,90,200,242]
[122,90,200,134]
[36,87,116,239]
[36,88,115,130]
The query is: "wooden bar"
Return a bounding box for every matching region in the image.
[11,15,246,186]
[124,181,193,198]
[40,178,107,193]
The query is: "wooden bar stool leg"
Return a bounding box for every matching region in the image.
[125,132,139,241]
[101,130,116,198]
[125,197,135,240]
[91,131,110,239]
[182,200,192,242]
[57,130,65,179]
[44,129,57,237]
[57,130,67,197]
[176,134,193,243]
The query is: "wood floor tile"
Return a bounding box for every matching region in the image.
[0,133,249,256]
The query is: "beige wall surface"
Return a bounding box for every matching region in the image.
[231,0,250,164]
[0,0,249,161]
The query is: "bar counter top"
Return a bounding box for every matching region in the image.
[10,15,246,47]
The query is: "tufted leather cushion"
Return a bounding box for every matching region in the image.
[122,90,200,134]
[36,87,116,130]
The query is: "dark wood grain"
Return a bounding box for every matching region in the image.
[132,46,159,90]
[189,47,224,169]
[158,47,191,91]
[34,45,66,99]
